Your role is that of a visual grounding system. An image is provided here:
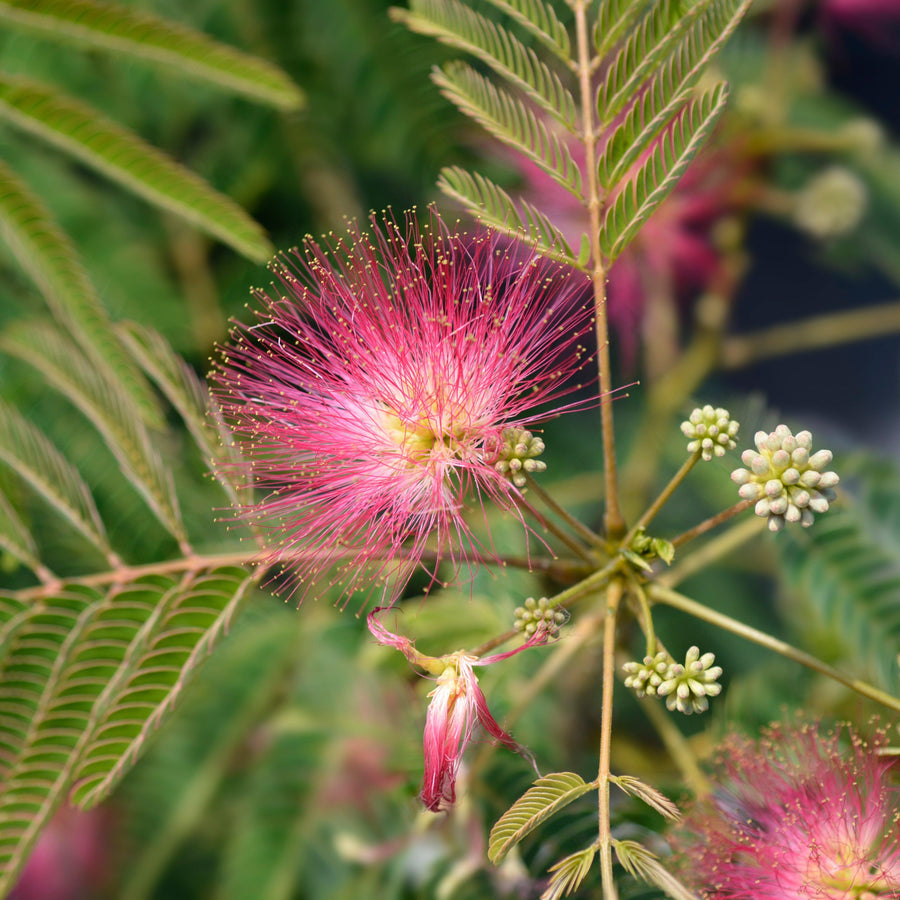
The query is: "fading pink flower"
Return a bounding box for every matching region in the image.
[368,608,546,811]
[213,209,594,606]
[670,722,900,899]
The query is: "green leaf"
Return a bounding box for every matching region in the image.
[542,844,597,900]
[120,613,299,900]
[599,82,729,262]
[432,61,582,197]
[0,488,46,578]
[614,840,700,900]
[0,0,304,110]
[0,74,272,261]
[393,0,577,128]
[116,322,247,509]
[594,0,654,58]
[598,0,714,125]
[488,771,595,863]
[780,499,900,691]
[0,321,187,545]
[0,158,163,427]
[610,774,680,820]
[0,400,114,561]
[598,0,751,189]
[437,164,581,267]
[0,566,253,893]
[481,0,571,61]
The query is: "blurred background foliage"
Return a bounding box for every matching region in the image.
[2,1,900,898]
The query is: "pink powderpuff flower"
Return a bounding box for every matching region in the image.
[212,209,595,607]
[368,607,547,812]
[821,0,900,46]
[670,721,900,899]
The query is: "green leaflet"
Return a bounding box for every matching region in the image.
[488,771,596,863]
[597,0,752,189]
[480,0,571,61]
[614,840,700,900]
[600,82,729,263]
[394,0,577,129]
[598,0,715,124]
[117,322,247,510]
[0,321,187,545]
[0,0,304,111]
[437,165,580,267]
[594,0,655,59]
[0,158,163,428]
[543,844,598,900]
[0,488,44,577]
[432,61,582,197]
[780,495,900,691]
[0,74,272,262]
[0,400,113,560]
[0,567,253,893]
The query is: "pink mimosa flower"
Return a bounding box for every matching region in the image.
[368,608,547,812]
[671,722,900,899]
[213,209,595,606]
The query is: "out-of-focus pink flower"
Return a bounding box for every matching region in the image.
[368,608,547,812]
[821,0,900,43]
[213,209,595,606]
[671,721,900,899]
[11,807,111,900]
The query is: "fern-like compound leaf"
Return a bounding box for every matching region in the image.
[480,0,571,61]
[0,400,114,561]
[488,771,595,863]
[614,840,700,900]
[0,0,304,110]
[0,74,272,262]
[598,0,751,189]
[0,158,163,428]
[599,82,729,262]
[0,489,46,578]
[432,62,582,197]
[117,323,246,510]
[0,566,253,894]
[394,0,577,128]
[543,844,598,900]
[437,165,581,267]
[594,0,655,58]
[780,496,900,691]
[598,0,715,125]
[0,322,187,546]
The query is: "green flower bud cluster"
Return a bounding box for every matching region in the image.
[793,166,867,240]
[680,405,740,461]
[623,651,672,699]
[731,426,839,532]
[494,428,546,488]
[656,646,723,715]
[514,596,566,637]
[624,647,723,715]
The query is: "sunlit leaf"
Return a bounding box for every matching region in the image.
[489,771,595,863]
[0,74,272,261]
[481,0,571,61]
[0,0,304,110]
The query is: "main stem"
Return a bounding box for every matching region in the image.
[598,577,623,900]
[574,0,624,541]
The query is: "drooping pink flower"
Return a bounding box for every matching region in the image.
[670,721,900,899]
[213,209,595,606]
[368,608,547,811]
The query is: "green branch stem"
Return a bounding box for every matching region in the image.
[649,584,900,714]
[573,0,624,540]
[721,301,900,370]
[662,515,767,588]
[598,579,623,900]
[524,473,606,549]
[513,492,599,563]
[622,450,702,549]
[670,499,752,548]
